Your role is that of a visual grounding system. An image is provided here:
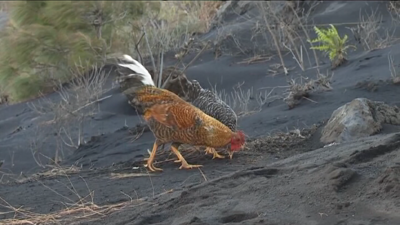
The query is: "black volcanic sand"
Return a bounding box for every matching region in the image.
[1,1,400,225]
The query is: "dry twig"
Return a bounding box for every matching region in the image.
[284,71,334,109]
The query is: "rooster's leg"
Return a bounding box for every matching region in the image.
[171,144,202,169]
[144,141,163,172]
[205,147,225,159]
[173,145,185,163]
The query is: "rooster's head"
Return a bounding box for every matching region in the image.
[229,130,246,159]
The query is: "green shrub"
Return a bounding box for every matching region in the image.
[0,1,222,102]
[308,24,355,69]
[0,1,147,102]
[7,75,46,102]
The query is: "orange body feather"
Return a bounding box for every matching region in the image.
[130,85,237,148]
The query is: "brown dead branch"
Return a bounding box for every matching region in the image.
[182,41,210,74]
[236,55,274,65]
[347,8,399,51]
[284,72,334,109]
[110,173,156,179]
[135,32,145,64]
[388,53,400,84]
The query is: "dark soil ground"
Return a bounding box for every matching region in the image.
[1,1,400,225]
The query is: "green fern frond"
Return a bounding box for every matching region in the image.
[342,34,348,44]
[329,51,336,61]
[313,27,328,42]
[308,24,355,65]
[310,45,330,51]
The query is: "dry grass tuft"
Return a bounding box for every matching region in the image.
[388,53,400,84]
[388,1,400,24]
[236,55,274,65]
[196,1,224,32]
[0,165,175,225]
[347,8,399,51]
[246,125,320,154]
[27,62,112,166]
[212,82,282,117]
[211,1,320,74]
[284,71,334,109]
[0,196,135,225]
[15,165,81,184]
[129,1,222,63]
[0,92,7,106]
[109,172,156,179]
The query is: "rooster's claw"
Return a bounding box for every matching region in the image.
[205,147,225,159]
[144,163,163,172]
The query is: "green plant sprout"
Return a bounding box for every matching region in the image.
[308,24,356,69]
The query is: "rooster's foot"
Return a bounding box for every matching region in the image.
[145,144,163,172]
[205,147,225,159]
[144,162,163,172]
[171,145,203,170]
[212,152,225,159]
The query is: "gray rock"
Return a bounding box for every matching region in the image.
[321,98,400,144]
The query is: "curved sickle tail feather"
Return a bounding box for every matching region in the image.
[117,54,155,86]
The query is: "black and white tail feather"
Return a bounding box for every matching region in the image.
[116,55,155,86]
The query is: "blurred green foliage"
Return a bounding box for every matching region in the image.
[0,1,221,102]
[0,1,154,102]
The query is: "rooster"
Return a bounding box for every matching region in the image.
[116,55,246,171]
[115,55,238,159]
